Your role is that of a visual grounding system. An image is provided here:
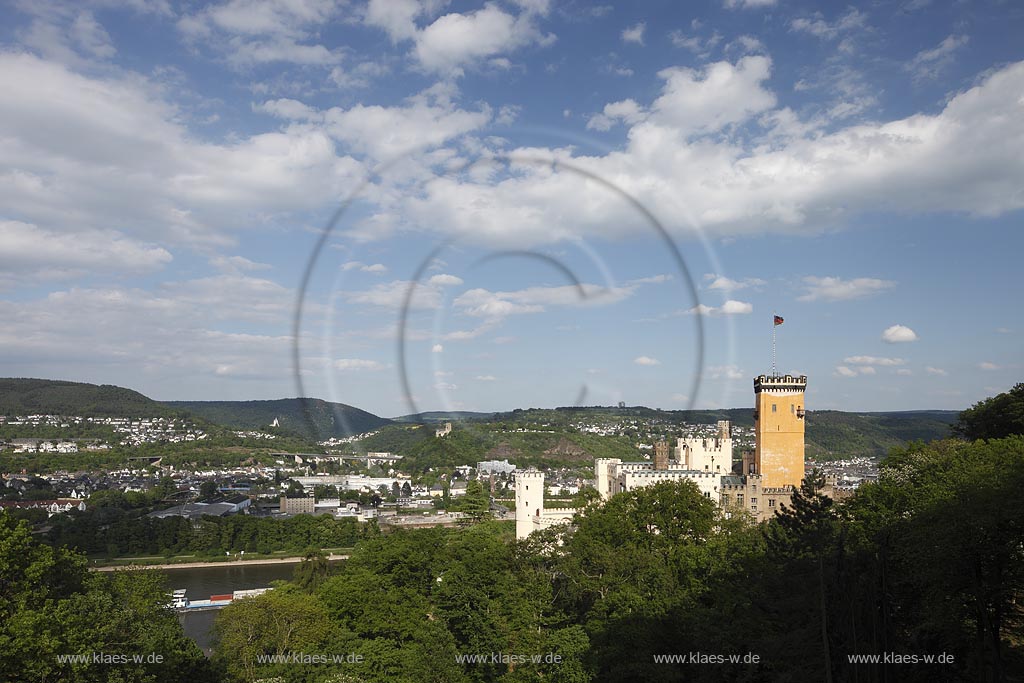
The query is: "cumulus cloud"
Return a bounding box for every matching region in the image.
[0,52,365,251]
[341,261,388,273]
[882,325,919,343]
[634,356,661,366]
[621,22,645,45]
[798,276,896,302]
[389,58,1024,249]
[475,375,497,381]
[334,358,384,371]
[453,282,639,319]
[408,3,555,76]
[926,366,948,376]
[907,34,969,81]
[0,221,171,282]
[843,356,905,366]
[703,273,765,291]
[835,365,857,377]
[178,0,347,66]
[428,273,464,286]
[724,0,777,8]
[708,364,743,379]
[979,361,999,370]
[790,9,866,41]
[685,300,753,316]
[432,344,444,353]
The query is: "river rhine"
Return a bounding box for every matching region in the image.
[164,562,301,653]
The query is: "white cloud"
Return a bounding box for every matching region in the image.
[907,34,968,81]
[210,255,271,273]
[720,300,754,315]
[708,364,743,379]
[453,282,638,319]
[334,358,384,371]
[341,261,388,273]
[586,98,645,131]
[0,52,364,251]
[995,327,1011,334]
[434,381,457,390]
[798,276,896,302]
[634,356,661,366]
[834,365,857,377]
[386,59,1024,249]
[723,0,776,8]
[704,273,765,291]
[432,344,444,353]
[428,273,464,286]
[178,0,347,66]
[475,375,497,381]
[790,9,866,40]
[896,368,912,376]
[364,0,424,42]
[979,361,999,370]
[858,366,877,375]
[412,4,555,76]
[686,300,753,316]
[843,356,905,366]
[346,280,445,310]
[621,22,645,45]
[0,221,171,282]
[925,366,948,376]
[650,56,775,135]
[882,325,919,343]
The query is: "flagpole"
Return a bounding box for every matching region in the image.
[772,310,777,378]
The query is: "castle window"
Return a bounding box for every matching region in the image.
[737,494,744,505]
[772,404,777,413]
[791,404,795,414]
[768,499,776,508]
[750,498,757,507]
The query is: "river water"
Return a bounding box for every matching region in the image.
[165,562,300,653]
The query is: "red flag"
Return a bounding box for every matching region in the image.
[774,315,784,326]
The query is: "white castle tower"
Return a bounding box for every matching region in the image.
[514,469,544,539]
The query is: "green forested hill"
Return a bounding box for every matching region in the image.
[0,378,174,417]
[164,398,392,439]
[805,410,958,459]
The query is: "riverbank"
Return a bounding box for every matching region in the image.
[90,552,350,571]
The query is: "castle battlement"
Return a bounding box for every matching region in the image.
[629,470,718,479]
[754,374,807,393]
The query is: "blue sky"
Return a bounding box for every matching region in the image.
[0,0,1022,416]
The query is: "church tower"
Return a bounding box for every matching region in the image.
[753,374,807,489]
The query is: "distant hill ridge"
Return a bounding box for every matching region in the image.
[165,398,391,439]
[0,378,959,453]
[0,378,173,417]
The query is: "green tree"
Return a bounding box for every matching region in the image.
[198,481,219,499]
[293,548,332,591]
[954,383,1024,441]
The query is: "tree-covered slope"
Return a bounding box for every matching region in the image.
[0,378,174,417]
[164,398,391,439]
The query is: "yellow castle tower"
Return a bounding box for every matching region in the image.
[753,374,807,489]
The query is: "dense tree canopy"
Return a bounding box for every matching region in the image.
[954,382,1024,441]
